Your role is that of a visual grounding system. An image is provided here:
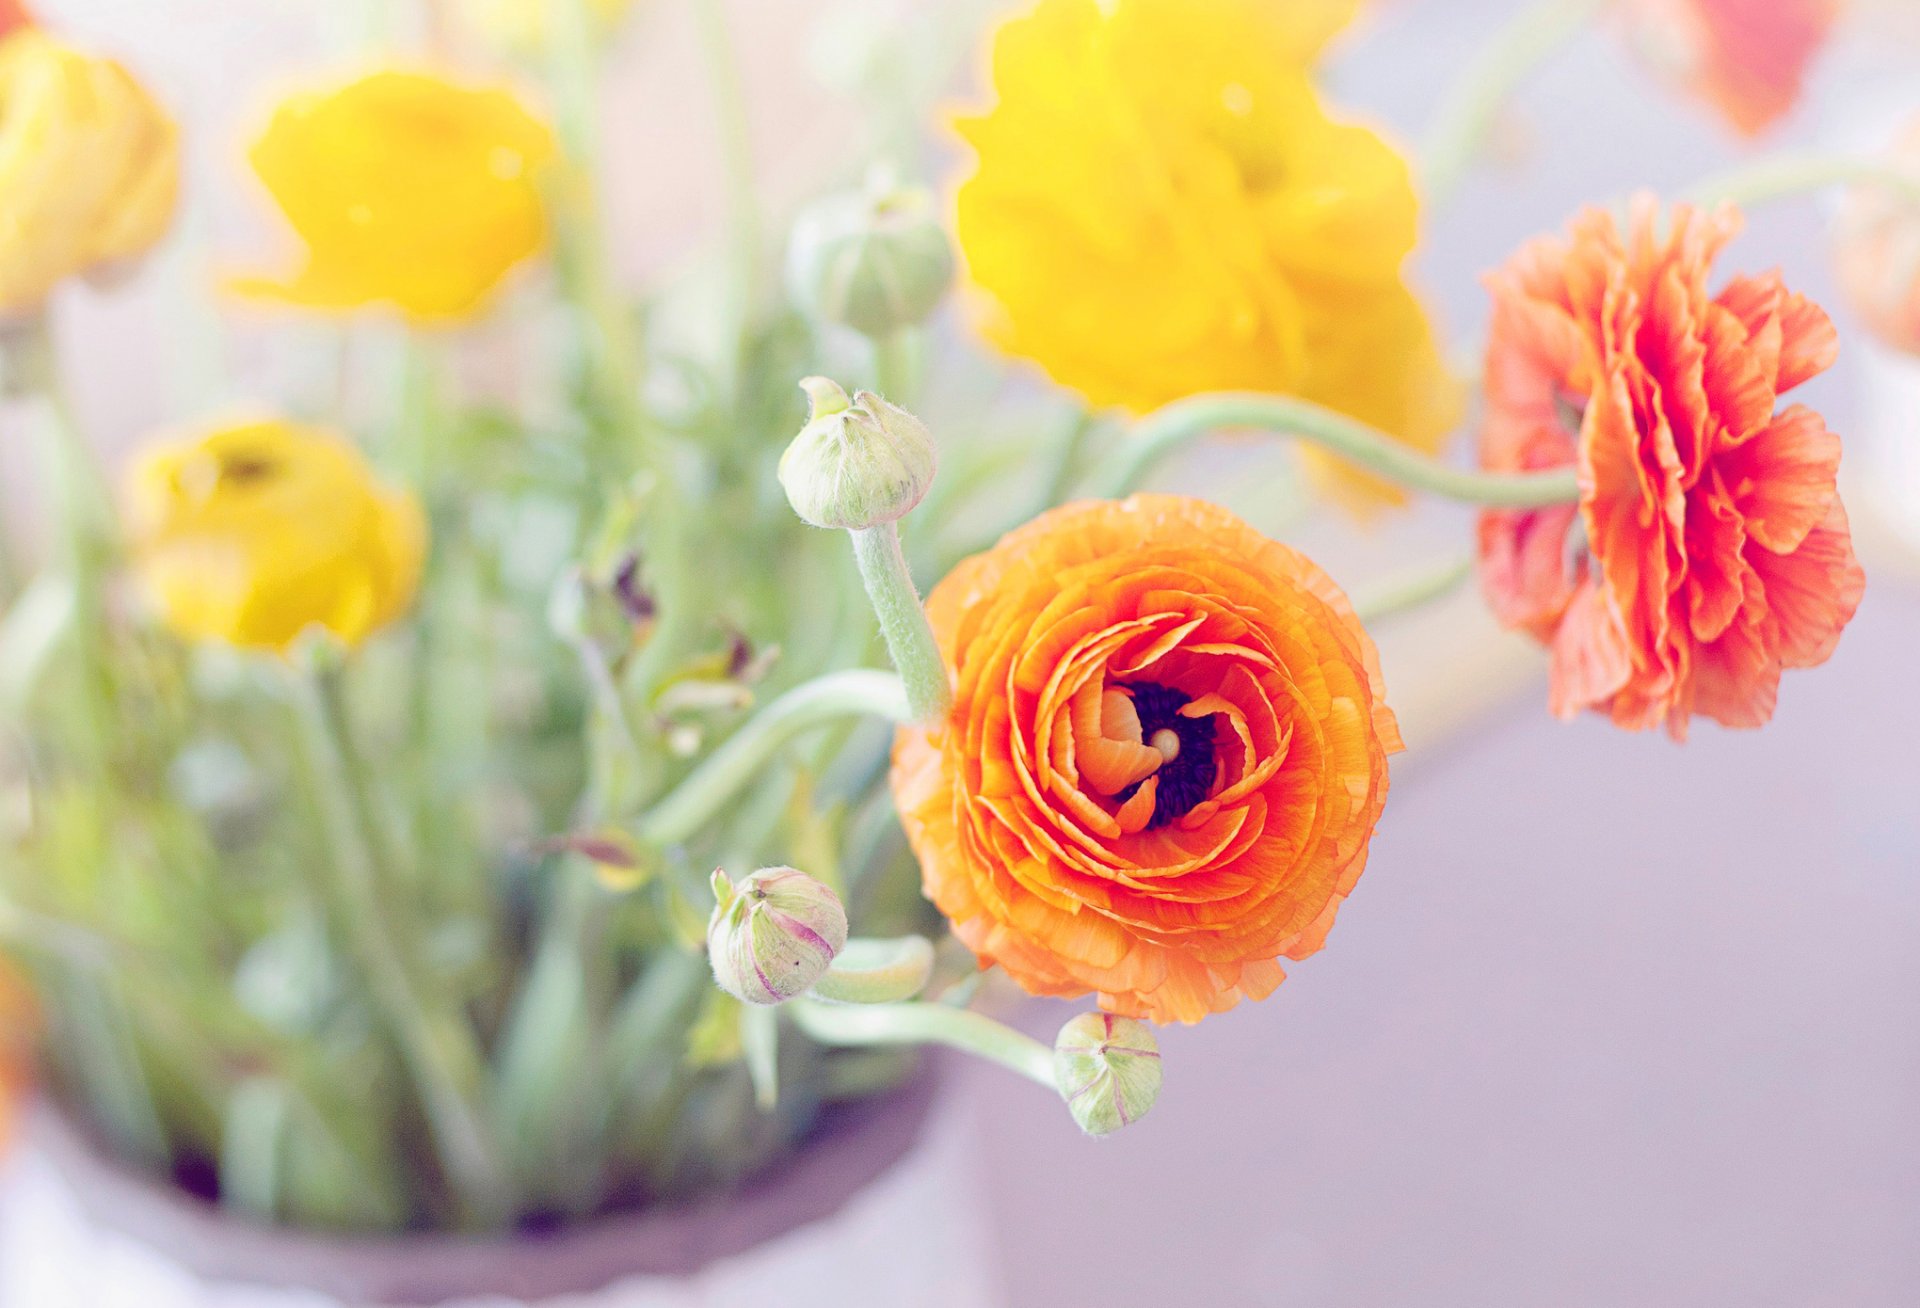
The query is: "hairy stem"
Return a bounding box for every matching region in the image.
[850,524,952,722]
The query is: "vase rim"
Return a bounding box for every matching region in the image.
[22,1066,940,1304]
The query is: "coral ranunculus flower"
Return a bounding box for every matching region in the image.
[892,495,1401,1025]
[127,420,426,653]
[0,26,179,315]
[1618,0,1839,136]
[0,961,34,1152]
[1834,115,1920,357]
[240,70,556,322]
[953,0,1458,509]
[1478,198,1864,738]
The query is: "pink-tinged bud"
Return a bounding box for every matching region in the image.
[706,867,848,1005]
[1053,1011,1162,1136]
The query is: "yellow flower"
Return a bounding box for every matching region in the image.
[127,420,426,653]
[0,26,179,315]
[953,0,1458,508]
[239,69,556,322]
[459,0,638,54]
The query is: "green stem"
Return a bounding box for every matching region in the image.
[546,1,694,699]
[789,998,1055,1089]
[1097,392,1580,508]
[11,319,116,762]
[293,664,513,1228]
[1353,554,1476,625]
[809,936,935,1005]
[850,524,951,722]
[1683,153,1920,209]
[691,0,763,372]
[1033,408,1096,515]
[1422,0,1607,211]
[638,669,909,847]
[871,330,914,402]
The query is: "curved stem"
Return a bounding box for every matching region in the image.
[637,669,910,847]
[1422,0,1607,211]
[809,936,936,1004]
[1353,554,1476,625]
[1097,393,1580,508]
[789,998,1055,1089]
[1683,153,1920,210]
[851,523,953,722]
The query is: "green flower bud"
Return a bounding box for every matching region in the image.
[779,377,937,531]
[707,866,849,1006]
[1053,1012,1162,1136]
[786,179,954,337]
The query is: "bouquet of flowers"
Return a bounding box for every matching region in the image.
[0,0,1901,1270]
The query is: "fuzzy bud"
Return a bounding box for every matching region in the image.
[786,179,954,337]
[1053,1012,1162,1136]
[707,866,849,1006]
[779,377,936,531]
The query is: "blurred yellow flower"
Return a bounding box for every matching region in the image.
[127,420,426,653]
[460,0,638,54]
[239,70,556,322]
[953,0,1458,508]
[0,26,179,315]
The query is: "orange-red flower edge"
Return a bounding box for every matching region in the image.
[0,962,35,1152]
[1620,0,1839,137]
[892,495,1400,1025]
[1478,197,1864,739]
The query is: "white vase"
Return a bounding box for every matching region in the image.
[0,1075,1003,1307]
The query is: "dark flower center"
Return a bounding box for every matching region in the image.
[1115,681,1216,830]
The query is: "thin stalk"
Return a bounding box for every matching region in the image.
[871,330,914,402]
[1683,154,1920,209]
[850,524,951,722]
[1032,408,1096,516]
[1353,554,1477,625]
[546,0,694,698]
[293,665,513,1227]
[789,998,1055,1090]
[1422,0,1608,211]
[1096,392,1580,508]
[12,319,116,764]
[637,669,909,848]
[691,0,764,379]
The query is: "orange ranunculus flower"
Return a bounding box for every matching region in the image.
[0,0,30,40]
[1617,0,1839,136]
[892,495,1401,1025]
[0,961,35,1151]
[1834,114,1920,357]
[1477,197,1864,739]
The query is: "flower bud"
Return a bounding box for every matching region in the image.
[547,554,655,664]
[1053,1012,1162,1136]
[707,866,849,1006]
[786,178,954,337]
[779,377,937,531]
